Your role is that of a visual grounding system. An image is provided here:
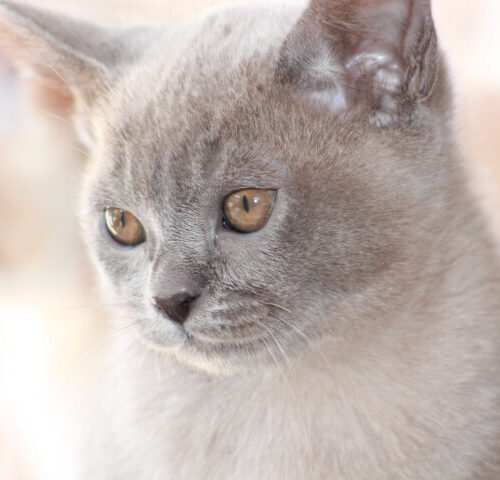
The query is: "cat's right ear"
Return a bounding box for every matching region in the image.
[277,0,440,125]
[0,1,126,146]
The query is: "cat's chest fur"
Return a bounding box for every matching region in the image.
[90,301,500,480]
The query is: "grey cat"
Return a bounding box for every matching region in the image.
[1,0,499,478]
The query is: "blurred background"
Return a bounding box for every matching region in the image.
[0,1,499,478]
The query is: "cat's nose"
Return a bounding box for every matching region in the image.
[153,289,200,325]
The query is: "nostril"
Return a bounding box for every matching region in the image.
[153,291,199,325]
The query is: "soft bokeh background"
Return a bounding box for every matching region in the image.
[0,1,499,478]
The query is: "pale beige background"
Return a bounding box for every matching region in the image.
[0,1,499,479]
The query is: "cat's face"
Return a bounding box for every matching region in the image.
[80,4,447,375]
[1,0,449,374]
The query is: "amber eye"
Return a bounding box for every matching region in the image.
[104,208,146,246]
[223,189,277,233]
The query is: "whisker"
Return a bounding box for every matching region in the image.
[261,335,283,376]
[262,323,291,367]
[38,58,72,91]
[36,108,75,127]
[55,302,130,313]
[273,315,308,342]
[52,140,89,156]
[264,301,293,315]
[275,316,336,377]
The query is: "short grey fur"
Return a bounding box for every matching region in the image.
[1,0,499,478]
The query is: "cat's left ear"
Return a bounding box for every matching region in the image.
[277,0,439,124]
[0,1,132,145]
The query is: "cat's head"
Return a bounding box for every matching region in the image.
[0,0,452,375]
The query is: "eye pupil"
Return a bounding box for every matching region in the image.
[242,195,250,213]
[120,210,126,227]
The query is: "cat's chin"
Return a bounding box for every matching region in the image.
[131,308,298,375]
[175,336,275,377]
[139,329,283,377]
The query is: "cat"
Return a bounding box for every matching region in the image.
[1,0,499,478]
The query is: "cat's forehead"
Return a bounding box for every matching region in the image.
[103,77,289,202]
[110,3,303,123]
[97,4,307,196]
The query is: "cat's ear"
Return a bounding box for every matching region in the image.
[0,1,127,145]
[277,0,439,124]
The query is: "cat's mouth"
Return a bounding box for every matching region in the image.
[138,314,293,375]
[177,305,296,375]
[183,314,272,352]
[186,319,262,343]
[138,295,295,373]
[184,297,287,345]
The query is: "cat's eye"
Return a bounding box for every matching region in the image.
[104,207,146,246]
[223,189,277,233]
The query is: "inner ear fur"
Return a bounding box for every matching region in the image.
[0,1,164,148]
[277,0,439,124]
[0,1,116,108]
